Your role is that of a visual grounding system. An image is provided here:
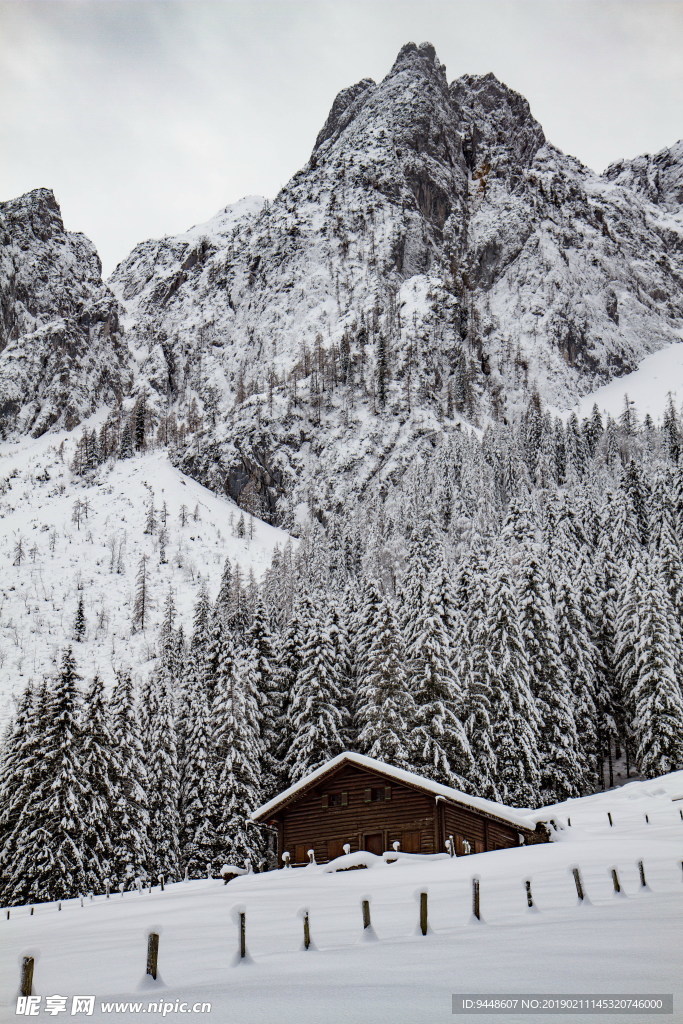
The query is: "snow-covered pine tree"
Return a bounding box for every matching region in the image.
[462,556,498,798]
[3,648,88,902]
[517,547,580,802]
[355,595,414,766]
[478,560,541,806]
[555,569,600,792]
[0,682,46,904]
[141,667,181,878]
[404,574,474,790]
[631,559,683,777]
[286,598,346,782]
[74,593,86,641]
[80,674,120,891]
[109,668,151,882]
[246,598,281,795]
[178,658,215,876]
[213,647,265,868]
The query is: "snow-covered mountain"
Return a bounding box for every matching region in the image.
[2,40,683,694]
[0,189,129,438]
[108,42,683,414]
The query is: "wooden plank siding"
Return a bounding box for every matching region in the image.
[273,765,438,864]
[261,762,545,865]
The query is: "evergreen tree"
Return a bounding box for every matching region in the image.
[631,560,683,777]
[355,596,413,766]
[404,577,474,789]
[109,668,151,881]
[141,668,181,878]
[479,562,541,805]
[2,649,87,902]
[74,593,86,641]
[518,548,580,802]
[286,601,345,781]
[80,674,120,891]
[213,648,265,868]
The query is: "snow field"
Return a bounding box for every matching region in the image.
[558,336,683,424]
[0,430,292,724]
[2,782,682,1024]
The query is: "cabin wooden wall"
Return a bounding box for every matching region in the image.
[443,803,524,854]
[276,765,438,864]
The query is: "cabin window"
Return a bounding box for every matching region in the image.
[326,791,348,807]
[364,786,391,803]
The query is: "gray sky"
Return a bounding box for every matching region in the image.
[1,0,682,276]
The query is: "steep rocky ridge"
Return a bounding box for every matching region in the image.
[0,188,130,437]
[2,43,682,521]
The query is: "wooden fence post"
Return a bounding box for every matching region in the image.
[611,868,621,894]
[5,910,9,920]
[20,956,34,997]
[472,877,481,920]
[29,907,34,917]
[420,892,428,935]
[638,860,647,888]
[645,814,649,824]
[105,879,110,899]
[572,867,585,901]
[146,932,159,980]
[607,812,613,827]
[58,902,62,912]
[158,874,165,892]
[524,880,534,908]
[239,912,246,959]
[303,911,311,950]
[362,899,371,929]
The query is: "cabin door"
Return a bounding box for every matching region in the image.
[363,832,384,856]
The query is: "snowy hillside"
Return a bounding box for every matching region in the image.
[1,772,681,1023]
[566,336,683,423]
[0,426,292,725]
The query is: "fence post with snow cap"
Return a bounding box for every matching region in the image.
[472,877,481,920]
[146,932,159,980]
[572,867,585,901]
[158,874,165,892]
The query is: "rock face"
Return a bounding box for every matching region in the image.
[0,188,129,436]
[3,43,682,515]
[109,42,683,415]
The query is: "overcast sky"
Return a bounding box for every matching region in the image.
[1,0,681,275]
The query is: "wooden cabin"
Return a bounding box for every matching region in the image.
[250,752,548,866]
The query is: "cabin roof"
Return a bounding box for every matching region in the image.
[250,751,539,832]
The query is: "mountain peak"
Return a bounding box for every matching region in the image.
[1,187,64,242]
[388,40,446,81]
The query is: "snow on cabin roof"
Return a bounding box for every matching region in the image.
[250,751,539,831]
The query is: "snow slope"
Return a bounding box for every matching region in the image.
[565,336,683,423]
[0,427,292,726]
[1,773,681,1023]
